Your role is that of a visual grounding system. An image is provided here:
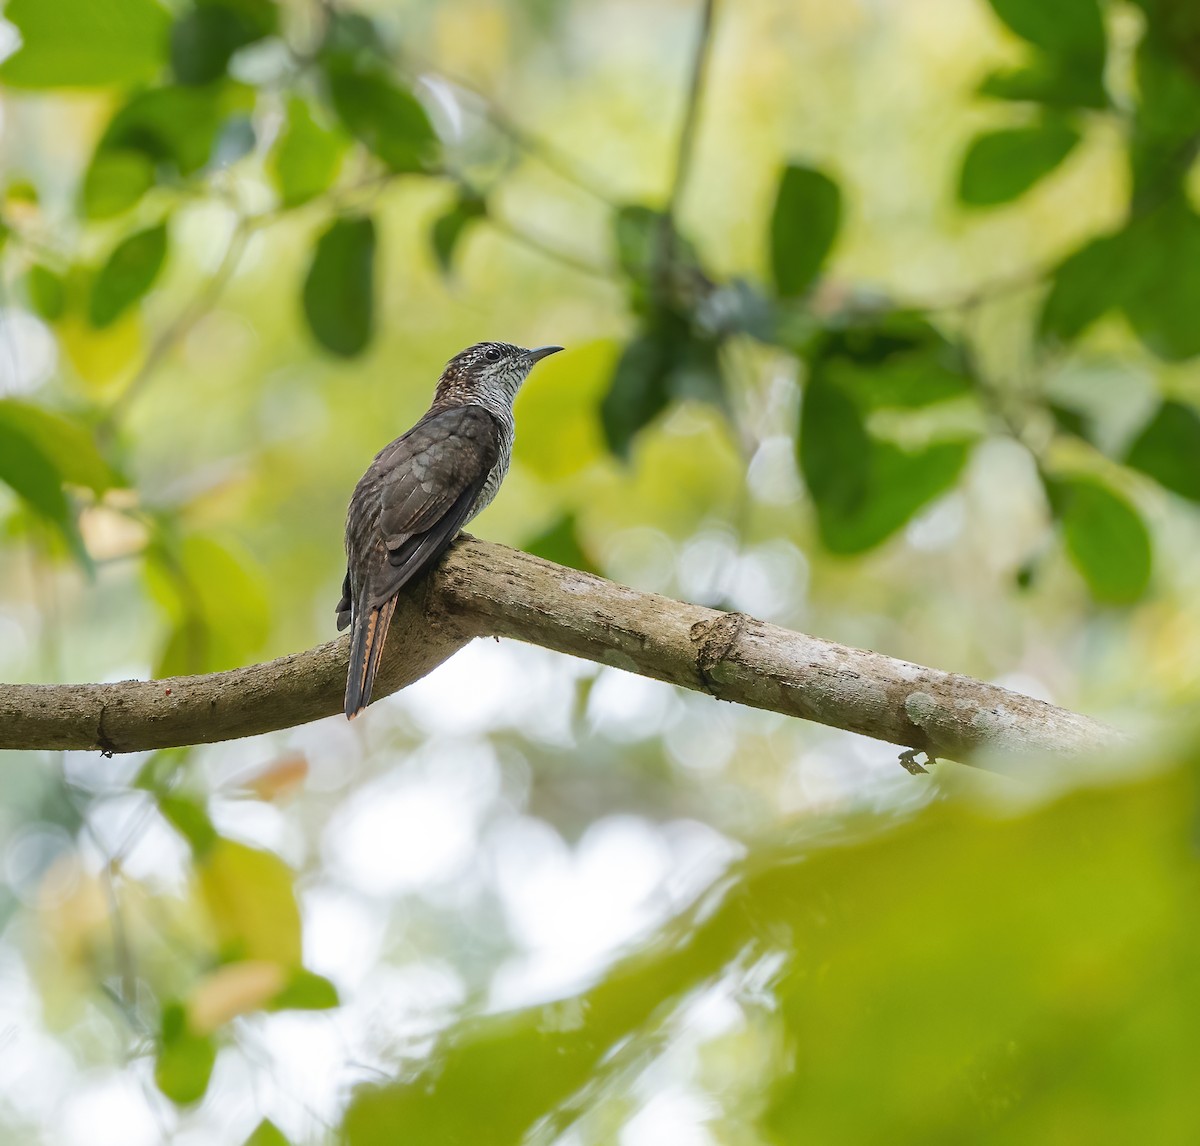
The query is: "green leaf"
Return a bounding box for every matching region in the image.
[613,205,667,281]
[325,66,438,174]
[80,150,157,220]
[269,968,340,1012]
[133,747,192,792]
[0,419,70,524]
[155,1002,217,1106]
[321,11,388,65]
[985,0,1106,62]
[816,312,945,365]
[512,340,612,481]
[815,313,973,409]
[1052,477,1152,604]
[769,164,841,298]
[764,766,1194,1141]
[1129,33,1200,204]
[840,439,969,556]
[825,439,970,555]
[198,839,302,965]
[523,513,599,575]
[800,375,971,553]
[0,403,113,565]
[0,401,119,493]
[154,619,210,679]
[24,265,66,322]
[958,120,1081,206]
[667,333,725,409]
[270,97,347,208]
[798,374,872,521]
[89,223,169,329]
[5,180,39,206]
[600,332,673,458]
[1039,231,1135,342]
[828,355,972,410]
[170,0,278,86]
[158,793,218,857]
[243,1120,291,1146]
[601,315,722,461]
[303,215,376,357]
[206,0,277,40]
[145,532,271,675]
[610,205,705,314]
[1121,201,1200,361]
[1142,0,1200,80]
[0,0,170,88]
[430,194,487,274]
[341,758,1200,1146]
[1125,400,1200,502]
[170,8,243,86]
[1048,400,1089,440]
[83,83,254,215]
[979,60,1107,109]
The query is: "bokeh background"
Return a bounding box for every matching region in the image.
[1,0,1200,1142]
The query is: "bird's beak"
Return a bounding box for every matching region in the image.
[525,345,564,364]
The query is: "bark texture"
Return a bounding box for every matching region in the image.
[0,536,1123,761]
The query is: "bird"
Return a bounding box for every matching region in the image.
[336,340,563,718]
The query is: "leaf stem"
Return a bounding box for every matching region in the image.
[488,214,615,281]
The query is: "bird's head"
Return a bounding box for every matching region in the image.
[434,341,563,410]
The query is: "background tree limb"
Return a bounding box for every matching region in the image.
[0,536,1122,761]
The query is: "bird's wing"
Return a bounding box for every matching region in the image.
[377,405,501,540]
[367,404,501,604]
[342,404,501,718]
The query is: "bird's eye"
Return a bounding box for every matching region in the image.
[484,347,502,363]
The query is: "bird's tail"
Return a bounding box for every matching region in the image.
[345,595,398,719]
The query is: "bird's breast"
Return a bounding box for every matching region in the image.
[470,431,512,521]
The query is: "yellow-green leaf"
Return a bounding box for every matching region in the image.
[0,401,118,493]
[0,0,170,88]
[198,839,302,965]
[155,1001,217,1106]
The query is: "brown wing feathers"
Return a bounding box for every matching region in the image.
[342,406,501,718]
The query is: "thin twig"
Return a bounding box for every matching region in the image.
[62,781,142,1016]
[0,218,72,266]
[100,215,257,433]
[665,0,718,228]
[403,56,620,208]
[488,215,614,281]
[916,265,1048,314]
[655,0,718,303]
[480,100,621,207]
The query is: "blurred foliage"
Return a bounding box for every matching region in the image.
[343,754,1200,1146]
[0,0,1197,607]
[1,0,1200,1141]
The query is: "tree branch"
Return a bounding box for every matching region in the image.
[0,537,1122,761]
